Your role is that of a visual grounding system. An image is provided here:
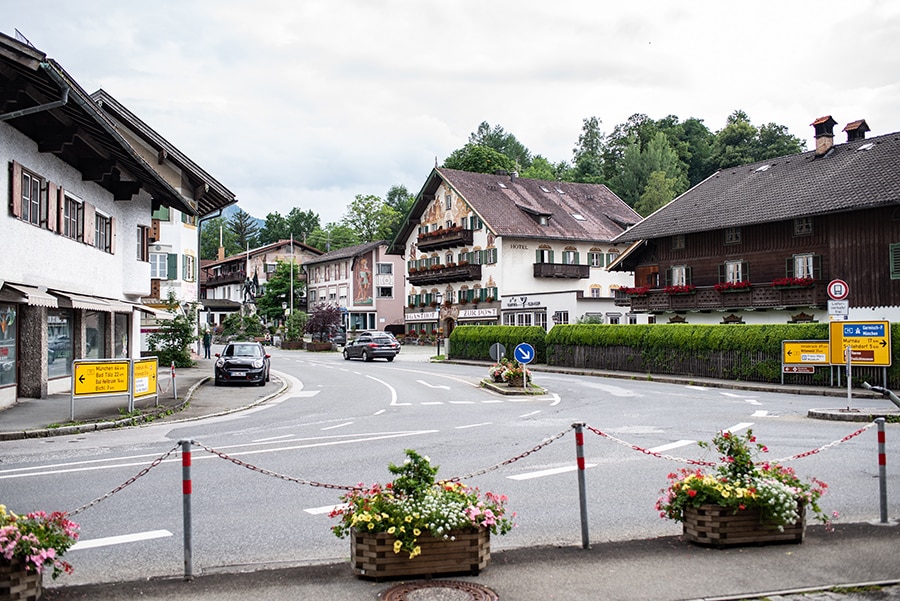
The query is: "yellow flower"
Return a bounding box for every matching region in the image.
[393,540,402,553]
[387,527,396,534]
[405,515,412,523]
[413,528,421,536]
[367,522,375,530]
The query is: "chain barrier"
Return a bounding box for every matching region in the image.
[191,441,360,491]
[586,422,878,467]
[447,427,572,482]
[67,442,181,517]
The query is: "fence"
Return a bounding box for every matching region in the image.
[63,419,892,580]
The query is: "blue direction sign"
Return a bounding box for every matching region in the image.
[514,342,535,365]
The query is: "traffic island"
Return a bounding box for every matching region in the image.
[480,379,547,396]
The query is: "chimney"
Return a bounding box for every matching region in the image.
[510,171,518,183]
[843,119,870,142]
[811,115,837,156]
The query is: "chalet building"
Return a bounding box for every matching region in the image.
[0,32,205,404]
[389,168,641,336]
[90,90,236,349]
[304,241,406,334]
[200,239,322,329]
[610,116,900,324]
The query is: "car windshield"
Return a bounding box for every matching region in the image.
[227,344,261,357]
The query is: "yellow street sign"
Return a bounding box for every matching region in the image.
[782,340,830,365]
[73,361,130,396]
[133,358,159,398]
[829,321,892,367]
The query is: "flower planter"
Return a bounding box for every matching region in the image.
[0,557,42,601]
[305,341,332,352]
[682,503,806,548]
[507,376,526,387]
[350,528,490,580]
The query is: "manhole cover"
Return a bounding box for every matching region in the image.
[379,580,499,601]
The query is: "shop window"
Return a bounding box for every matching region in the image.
[48,309,74,379]
[0,305,17,388]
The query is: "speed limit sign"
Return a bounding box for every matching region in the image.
[827,279,849,301]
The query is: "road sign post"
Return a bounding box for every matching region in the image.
[514,343,535,392]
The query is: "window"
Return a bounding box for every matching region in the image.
[377,263,392,275]
[469,215,482,230]
[377,286,392,298]
[892,244,900,280]
[63,195,83,241]
[590,285,601,298]
[181,212,197,226]
[724,227,741,245]
[535,248,553,263]
[605,250,619,265]
[516,313,533,326]
[793,217,813,236]
[485,248,498,264]
[20,169,46,227]
[667,265,691,286]
[445,252,453,264]
[554,311,569,324]
[790,254,819,279]
[137,226,150,261]
[445,192,452,210]
[607,314,621,325]
[0,304,17,388]
[150,253,168,279]
[183,254,196,282]
[720,260,748,283]
[562,249,579,265]
[672,234,685,250]
[95,213,112,253]
[589,252,604,268]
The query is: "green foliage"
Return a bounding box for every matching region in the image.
[448,325,546,363]
[227,208,260,250]
[468,121,532,170]
[285,310,308,341]
[199,215,241,260]
[341,194,400,243]
[219,309,266,340]
[146,290,197,367]
[306,223,360,252]
[710,110,804,170]
[442,143,517,174]
[254,260,305,323]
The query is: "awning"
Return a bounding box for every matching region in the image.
[2,283,59,308]
[51,291,134,313]
[136,305,177,321]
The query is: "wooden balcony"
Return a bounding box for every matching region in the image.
[204,270,246,285]
[417,228,474,252]
[408,263,482,285]
[614,282,828,312]
[533,262,590,279]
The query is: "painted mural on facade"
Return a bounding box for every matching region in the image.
[353,252,373,305]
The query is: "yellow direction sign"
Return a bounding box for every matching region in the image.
[133,358,159,398]
[829,320,892,366]
[782,340,830,365]
[73,360,130,396]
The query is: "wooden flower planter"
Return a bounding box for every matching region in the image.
[683,503,806,548]
[350,528,490,580]
[0,557,42,601]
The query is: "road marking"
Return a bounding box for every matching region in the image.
[449,401,476,404]
[71,530,172,551]
[305,504,345,515]
[721,392,744,398]
[745,399,761,405]
[253,434,293,442]
[321,422,353,431]
[481,400,504,404]
[290,391,321,398]
[508,465,596,480]
[417,380,450,390]
[649,440,695,453]
[686,385,707,391]
[519,411,541,418]
[455,422,492,429]
[751,410,770,417]
[373,409,386,415]
[365,374,400,406]
[726,422,754,433]
[421,401,443,405]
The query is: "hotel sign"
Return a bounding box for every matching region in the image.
[503,296,544,310]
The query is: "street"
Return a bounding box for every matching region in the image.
[1,346,896,587]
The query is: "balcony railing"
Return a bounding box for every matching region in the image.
[533,263,590,279]
[204,271,246,285]
[614,282,828,312]
[408,263,482,285]
[416,228,474,251]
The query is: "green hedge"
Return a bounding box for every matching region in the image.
[448,325,546,363]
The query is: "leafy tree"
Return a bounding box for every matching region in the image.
[219,308,266,340]
[710,110,758,168]
[254,261,306,324]
[611,132,688,208]
[442,143,516,174]
[305,303,343,342]
[341,194,400,243]
[468,121,532,170]
[521,155,569,181]
[146,290,197,367]
[306,223,360,252]
[571,116,606,183]
[634,170,680,216]
[286,208,320,243]
[384,184,416,243]
[285,310,308,342]
[227,208,260,250]
[258,211,290,245]
[756,122,805,160]
[199,216,241,260]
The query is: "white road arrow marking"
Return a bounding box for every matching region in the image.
[417,380,450,390]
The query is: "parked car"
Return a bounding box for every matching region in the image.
[342,332,400,362]
[214,341,271,386]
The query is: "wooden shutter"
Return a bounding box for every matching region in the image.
[10,161,22,218]
[741,261,750,282]
[46,183,58,231]
[83,203,96,246]
[167,253,177,280]
[785,257,794,278]
[718,263,726,283]
[109,217,116,254]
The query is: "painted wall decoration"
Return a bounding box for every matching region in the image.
[354,253,374,305]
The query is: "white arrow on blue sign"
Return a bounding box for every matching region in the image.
[514,342,535,365]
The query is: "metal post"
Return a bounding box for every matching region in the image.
[573,422,590,549]
[180,439,193,580]
[846,345,852,408]
[876,418,889,524]
[171,362,177,400]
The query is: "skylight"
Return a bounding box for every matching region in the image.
[555,187,565,194]
[857,142,875,152]
[540,186,550,193]
[497,182,507,188]
[572,213,586,221]
[755,164,772,172]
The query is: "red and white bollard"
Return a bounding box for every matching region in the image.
[180,440,193,580]
[573,422,590,548]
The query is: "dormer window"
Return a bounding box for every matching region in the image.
[724,227,741,245]
[538,215,549,226]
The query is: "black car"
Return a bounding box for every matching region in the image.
[214,341,271,386]
[342,332,400,362]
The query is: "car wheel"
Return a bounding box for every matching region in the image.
[363,350,373,362]
[343,349,350,360]
[386,355,394,362]
[214,376,222,386]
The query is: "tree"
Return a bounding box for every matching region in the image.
[305,303,343,342]
[520,155,569,181]
[258,212,290,246]
[571,116,606,183]
[227,208,260,250]
[340,194,400,242]
[468,121,532,170]
[384,184,416,243]
[254,260,305,324]
[199,216,241,260]
[634,170,679,216]
[286,208,320,243]
[306,223,360,252]
[146,290,197,368]
[610,132,688,208]
[442,144,516,174]
[219,308,266,340]
[710,110,758,169]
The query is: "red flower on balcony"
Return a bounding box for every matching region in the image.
[621,286,651,296]
[664,284,696,295]
[714,280,752,292]
[772,277,816,288]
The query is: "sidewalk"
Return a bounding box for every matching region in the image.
[3,348,900,600]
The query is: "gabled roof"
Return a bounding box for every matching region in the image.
[390,168,640,254]
[0,31,194,214]
[202,239,322,269]
[91,90,237,218]
[614,131,900,243]
[304,240,386,266]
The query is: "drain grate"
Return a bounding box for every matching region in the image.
[378,580,499,601]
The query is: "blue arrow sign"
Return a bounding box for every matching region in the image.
[514,342,535,365]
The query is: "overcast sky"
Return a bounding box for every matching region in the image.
[5,1,900,225]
